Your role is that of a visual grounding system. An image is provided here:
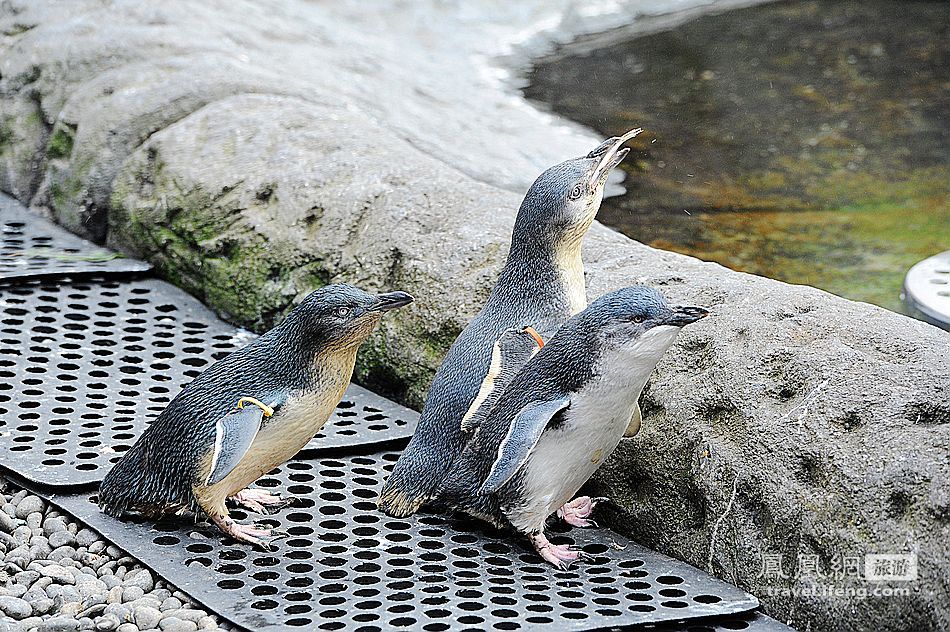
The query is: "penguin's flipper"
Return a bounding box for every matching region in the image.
[623,403,643,438]
[461,327,545,433]
[206,397,281,487]
[479,397,570,495]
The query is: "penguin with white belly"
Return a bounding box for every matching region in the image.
[437,286,708,568]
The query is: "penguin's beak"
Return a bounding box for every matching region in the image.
[587,128,642,189]
[664,305,709,327]
[370,291,415,312]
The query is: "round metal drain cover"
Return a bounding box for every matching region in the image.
[0,195,151,280]
[903,250,950,330]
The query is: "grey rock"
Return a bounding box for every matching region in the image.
[49,546,78,562]
[39,564,75,584]
[29,598,55,616]
[100,576,120,590]
[134,605,162,629]
[0,513,17,534]
[123,569,153,593]
[17,616,43,631]
[149,589,170,603]
[13,498,43,520]
[4,584,25,598]
[12,570,39,586]
[25,514,42,531]
[0,596,31,619]
[196,616,216,630]
[158,598,180,613]
[94,614,120,631]
[116,625,138,632]
[158,618,197,632]
[127,597,161,611]
[48,532,75,549]
[121,586,144,603]
[77,531,100,549]
[103,603,132,622]
[12,526,32,545]
[171,610,205,624]
[43,518,68,535]
[38,616,80,632]
[106,586,123,605]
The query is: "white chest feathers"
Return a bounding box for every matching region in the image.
[504,325,682,533]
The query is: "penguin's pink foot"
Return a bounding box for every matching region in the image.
[529,531,582,569]
[556,496,605,528]
[229,488,288,515]
[211,514,281,549]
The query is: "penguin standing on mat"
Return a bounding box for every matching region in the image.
[99,284,413,547]
[437,286,708,568]
[379,129,644,518]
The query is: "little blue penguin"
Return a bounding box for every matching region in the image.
[436,285,708,568]
[99,284,413,547]
[379,129,644,517]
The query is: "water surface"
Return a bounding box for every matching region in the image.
[525,0,949,312]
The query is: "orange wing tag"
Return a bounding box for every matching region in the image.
[522,326,545,349]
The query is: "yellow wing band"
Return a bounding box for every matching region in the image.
[236,397,274,417]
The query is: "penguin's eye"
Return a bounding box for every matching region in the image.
[335,306,352,318]
[632,315,645,324]
[568,184,585,200]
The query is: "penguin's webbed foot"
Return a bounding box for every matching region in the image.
[529,531,583,570]
[556,496,606,529]
[229,488,290,515]
[211,513,285,550]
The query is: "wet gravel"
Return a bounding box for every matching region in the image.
[0,480,232,632]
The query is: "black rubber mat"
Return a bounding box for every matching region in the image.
[653,611,792,632]
[45,449,761,632]
[0,195,151,280]
[0,276,417,488]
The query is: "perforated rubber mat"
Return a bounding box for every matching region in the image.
[45,449,760,632]
[0,195,151,280]
[0,276,417,487]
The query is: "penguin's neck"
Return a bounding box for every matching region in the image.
[501,235,586,315]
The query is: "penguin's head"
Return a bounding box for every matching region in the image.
[513,129,642,250]
[286,284,414,351]
[583,285,708,356]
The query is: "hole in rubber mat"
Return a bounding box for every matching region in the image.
[0,277,418,487]
[47,450,761,631]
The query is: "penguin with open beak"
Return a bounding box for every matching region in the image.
[379,130,644,518]
[99,284,413,547]
[436,286,707,569]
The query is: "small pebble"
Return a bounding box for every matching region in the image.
[94,613,120,631]
[159,617,198,632]
[160,598,182,612]
[40,564,75,584]
[106,586,123,604]
[134,605,162,629]
[173,610,206,623]
[103,603,132,622]
[0,512,16,533]
[39,615,80,632]
[116,625,138,632]
[76,530,100,548]
[124,569,154,592]
[14,496,44,519]
[49,531,76,549]
[0,595,31,619]
[122,586,145,602]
